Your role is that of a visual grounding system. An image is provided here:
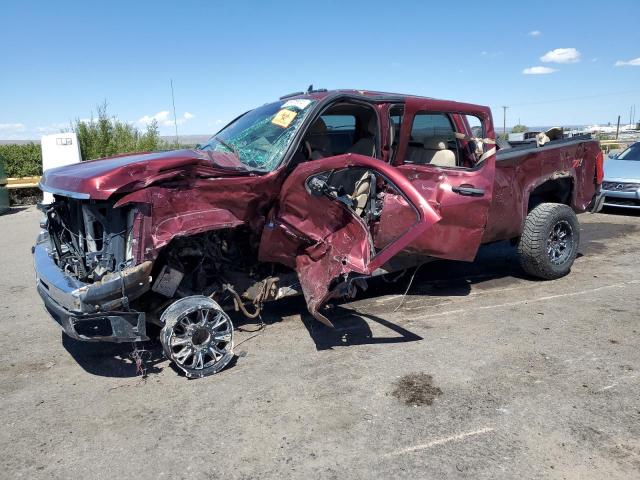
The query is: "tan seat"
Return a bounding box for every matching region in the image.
[429,140,456,167]
[407,137,456,166]
[349,171,372,216]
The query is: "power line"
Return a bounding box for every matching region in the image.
[508,88,640,107]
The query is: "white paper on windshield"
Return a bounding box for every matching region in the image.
[281,99,313,110]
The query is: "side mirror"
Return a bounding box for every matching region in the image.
[608,152,618,159]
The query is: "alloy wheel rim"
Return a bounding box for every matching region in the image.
[163,305,233,374]
[546,220,574,265]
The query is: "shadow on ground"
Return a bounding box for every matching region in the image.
[300,307,423,351]
[62,334,165,378]
[0,206,29,216]
[60,218,633,375]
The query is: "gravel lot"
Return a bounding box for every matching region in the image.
[1,206,639,479]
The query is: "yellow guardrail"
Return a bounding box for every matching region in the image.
[6,176,41,189]
[599,139,636,153]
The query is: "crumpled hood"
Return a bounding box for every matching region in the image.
[40,149,248,200]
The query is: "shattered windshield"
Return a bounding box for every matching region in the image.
[200,98,317,171]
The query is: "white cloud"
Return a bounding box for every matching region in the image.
[138,110,171,127]
[137,110,194,127]
[481,51,503,57]
[36,122,70,134]
[523,66,557,75]
[0,123,29,140]
[540,48,581,64]
[614,57,640,67]
[528,30,541,37]
[0,122,26,131]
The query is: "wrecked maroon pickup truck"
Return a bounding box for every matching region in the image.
[35,89,604,377]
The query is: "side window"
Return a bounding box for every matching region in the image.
[465,114,484,138]
[461,114,490,167]
[403,113,458,167]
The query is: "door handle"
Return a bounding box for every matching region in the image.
[452,185,485,197]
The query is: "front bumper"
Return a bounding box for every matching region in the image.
[33,233,153,342]
[601,185,640,209]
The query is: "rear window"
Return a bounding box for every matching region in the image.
[320,114,357,155]
[322,115,356,132]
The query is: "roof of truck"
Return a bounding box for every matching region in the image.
[279,88,428,102]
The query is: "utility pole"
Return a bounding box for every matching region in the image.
[616,115,621,140]
[502,106,508,137]
[171,79,179,147]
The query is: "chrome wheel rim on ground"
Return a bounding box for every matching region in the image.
[160,296,234,378]
[546,220,574,265]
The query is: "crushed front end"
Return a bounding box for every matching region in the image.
[34,196,152,342]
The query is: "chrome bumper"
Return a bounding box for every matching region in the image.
[33,233,153,342]
[601,187,640,209]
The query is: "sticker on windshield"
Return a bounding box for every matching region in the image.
[281,99,313,110]
[272,109,298,128]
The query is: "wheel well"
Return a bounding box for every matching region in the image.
[527,177,573,213]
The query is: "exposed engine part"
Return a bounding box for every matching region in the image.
[160,296,234,378]
[223,284,261,319]
[45,198,134,282]
[160,229,252,300]
[152,266,184,297]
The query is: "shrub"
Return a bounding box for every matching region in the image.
[0,103,168,190]
[73,103,160,160]
[0,143,42,177]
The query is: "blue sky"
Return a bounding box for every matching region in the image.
[1,0,639,139]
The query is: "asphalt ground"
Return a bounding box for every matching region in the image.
[1,206,639,479]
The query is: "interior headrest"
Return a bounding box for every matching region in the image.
[366,116,377,136]
[423,138,447,150]
[308,118,327,135]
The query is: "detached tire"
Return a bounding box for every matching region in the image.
[517,203,580,280]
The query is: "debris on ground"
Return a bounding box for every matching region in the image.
[392,373,443,406]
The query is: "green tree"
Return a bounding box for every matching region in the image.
[73,102,160,160]
[511,124,528,133]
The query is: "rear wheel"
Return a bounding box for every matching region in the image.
[517,203,580,280]
[160,296,234,378]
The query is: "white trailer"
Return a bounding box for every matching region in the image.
[41,132,82,203]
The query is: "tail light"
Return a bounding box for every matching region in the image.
[595,150,604,185]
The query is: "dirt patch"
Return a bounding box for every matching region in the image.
[392,373,442,406]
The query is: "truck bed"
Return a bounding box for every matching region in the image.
[482,135,600,243]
